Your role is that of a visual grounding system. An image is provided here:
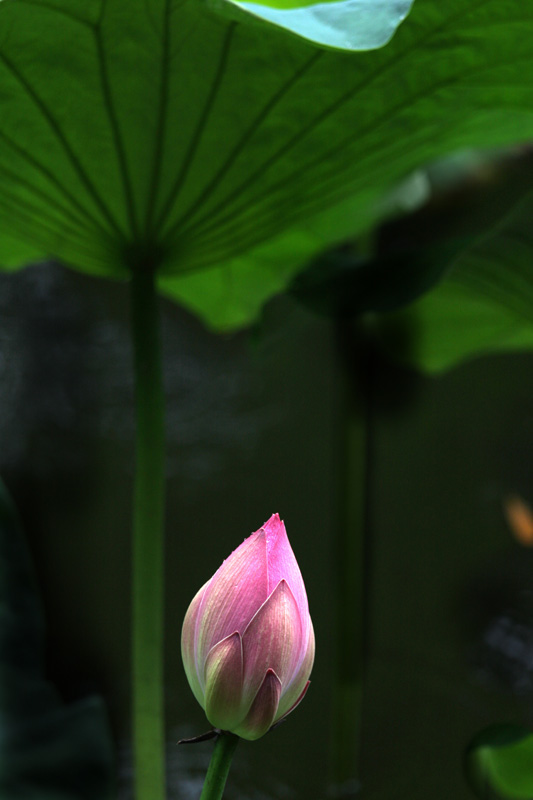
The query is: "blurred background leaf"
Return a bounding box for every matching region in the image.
[0,478,115,799]
[291,149,533,319]
[378,178,533,373]
[289,148,533,373]
[465,725,533,800]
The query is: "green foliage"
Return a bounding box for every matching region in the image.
[465,725,533,800]
[0,0,532,329]
[380,188,533,372]
[290,151,533,373]
[292,153,533,317]
[0,480,114,799]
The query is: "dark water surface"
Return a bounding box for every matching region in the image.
[2,263,533,799]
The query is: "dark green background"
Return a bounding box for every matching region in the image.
[2,262,532,798]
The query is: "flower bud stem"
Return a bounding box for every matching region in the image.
[130,265,167,800]
[200,732,239,800]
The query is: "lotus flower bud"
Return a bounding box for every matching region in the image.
[181,514,315,741]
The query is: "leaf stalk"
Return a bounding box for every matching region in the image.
[130,265,167,800]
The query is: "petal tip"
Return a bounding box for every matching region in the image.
[275,679,311,725]
[264,511,283,527]
[261,512,287,542]
[233,668,282,741]
[204,631,244,730]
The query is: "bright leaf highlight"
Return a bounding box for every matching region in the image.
[181,514,314,740]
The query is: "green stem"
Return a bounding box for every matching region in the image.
[130,266,167,800]
[331,325,371,793]
[200,733,239,800]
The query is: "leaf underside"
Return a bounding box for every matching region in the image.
[0,0,532,329]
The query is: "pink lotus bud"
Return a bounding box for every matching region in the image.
[181,514,315,741]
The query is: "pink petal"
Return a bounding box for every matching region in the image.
[274,680,311,726]
[181,580,210,707]
[276,618,315,718]
[233,669,282,741]
[204,632,244,730]
[262,514,311,641]
[195,530,268,668]
[241,579,302,706]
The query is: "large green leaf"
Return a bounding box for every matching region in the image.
[0,0,533,329]
[379,189,533,372]
[0,480,114,799]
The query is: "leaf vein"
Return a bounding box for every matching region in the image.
[0,127,114,243]
[144,0,171,239]
[93,19,139,239]
[0,51,125,240]
[153,22,237,234]
[6,0,97,29]
[0,162,105,243]
[173,0,523,245]
[162,49,322,240]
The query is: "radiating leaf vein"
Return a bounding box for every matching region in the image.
[93,21,139,240]
[153,22,237,233]
[0,51,125,240]
[0,161,105,244]
[144,0,171,239]
[0,128,113,242]
[166,0,496,247]
[10,0,98,30]
[160,49,323,240]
